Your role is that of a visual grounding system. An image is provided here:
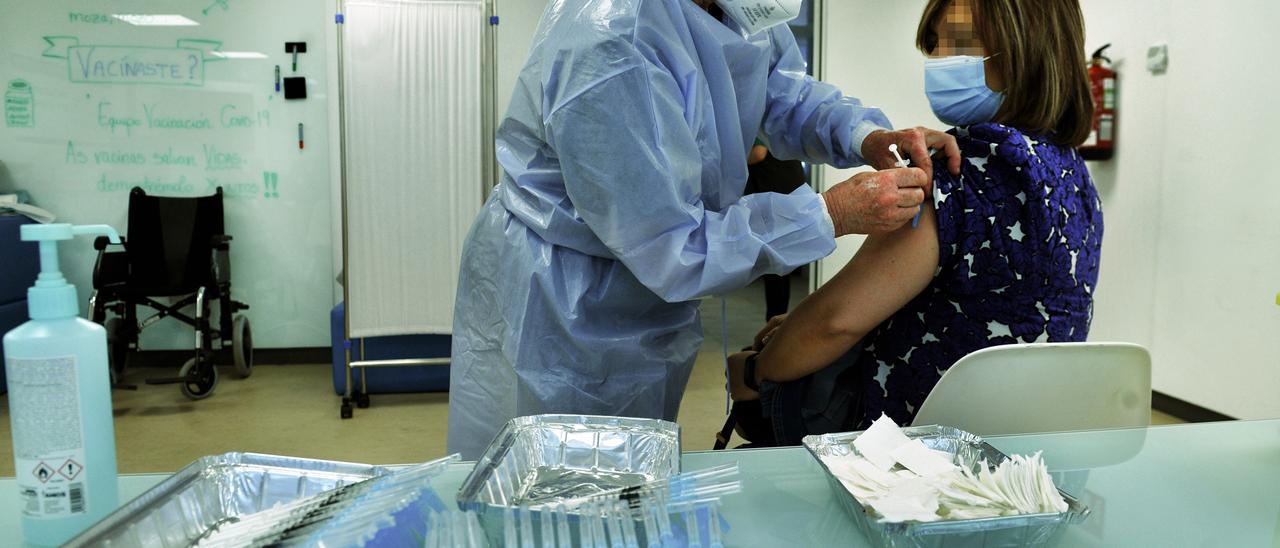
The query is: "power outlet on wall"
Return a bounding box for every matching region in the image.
[1146,44,1169,74]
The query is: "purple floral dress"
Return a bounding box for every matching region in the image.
[850,123,1103,428]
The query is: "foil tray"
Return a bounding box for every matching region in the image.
[66,453,390,548]
[456,415,681,535]
[803,425,1090,548]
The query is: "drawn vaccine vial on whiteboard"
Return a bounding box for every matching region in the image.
[5,79,34,128]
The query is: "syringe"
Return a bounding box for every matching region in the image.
[889,144,925,229]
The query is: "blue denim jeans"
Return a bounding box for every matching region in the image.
[732,344,865,448]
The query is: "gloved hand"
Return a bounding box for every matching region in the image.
[861,127,962,182]
[822,167,929,236]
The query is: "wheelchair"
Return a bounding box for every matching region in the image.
[89,187,253,400]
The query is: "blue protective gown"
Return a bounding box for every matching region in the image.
[447,0,892,458]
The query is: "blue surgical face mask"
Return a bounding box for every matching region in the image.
[924,55,1004,126]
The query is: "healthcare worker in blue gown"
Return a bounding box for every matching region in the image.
[448,0,962,458]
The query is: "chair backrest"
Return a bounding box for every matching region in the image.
[126,187,225,295]
[910,342,1152,436]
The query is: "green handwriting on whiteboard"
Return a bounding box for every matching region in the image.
[5,79,35,128]
[263,172,280,198]
[95,101,270,136]
[203,0,231,15]
[66,140,252,173]
[43,36,225,86]
[219,105,270,128]
[206,176,261,198]
[97,173,196,195]
[95,174,273,200]
[203,144,243,171]
[68,13,120,25]
[65,141,144,166]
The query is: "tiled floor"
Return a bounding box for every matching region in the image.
[0,276,1187,475]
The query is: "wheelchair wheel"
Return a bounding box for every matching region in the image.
[105,318,129,380]
[179,358,219,400]
[232,315,253,378]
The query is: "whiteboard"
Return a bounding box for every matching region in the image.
[0,1,335,349]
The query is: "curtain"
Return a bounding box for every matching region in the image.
[343,0,485,337]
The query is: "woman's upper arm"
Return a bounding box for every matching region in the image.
[812,204,942,340]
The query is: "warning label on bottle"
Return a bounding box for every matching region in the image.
[8,355,89,518]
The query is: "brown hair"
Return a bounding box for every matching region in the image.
[916,0,1094,147]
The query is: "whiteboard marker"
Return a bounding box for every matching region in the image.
[275,65,281,92]
[298,123,304,150]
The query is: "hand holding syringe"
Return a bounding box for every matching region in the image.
[889,144,925,229]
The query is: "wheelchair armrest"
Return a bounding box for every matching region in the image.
[94,235,126,251]
[211,234,232,251]
[211,235,232,284]
[93,247,130,290]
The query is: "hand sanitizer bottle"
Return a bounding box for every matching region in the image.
[4,224,121,546]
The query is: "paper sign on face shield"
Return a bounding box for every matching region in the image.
[715,0,803,35]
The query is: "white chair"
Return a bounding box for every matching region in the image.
[910,342,1152,436]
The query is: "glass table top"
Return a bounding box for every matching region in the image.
[3,419,1278,546]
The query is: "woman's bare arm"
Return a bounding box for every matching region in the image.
[753,202,941,384]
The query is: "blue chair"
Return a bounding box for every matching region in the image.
[329,302,450,413]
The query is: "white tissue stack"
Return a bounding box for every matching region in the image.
[821,414,1068,523]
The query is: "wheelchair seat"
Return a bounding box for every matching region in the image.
[91,187,252,400]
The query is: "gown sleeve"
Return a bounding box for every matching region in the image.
[757,26,892,169]
[546,60,836,303]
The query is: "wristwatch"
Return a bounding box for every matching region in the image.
[743,353,762,392]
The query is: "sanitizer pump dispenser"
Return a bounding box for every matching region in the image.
[4,223,121,546]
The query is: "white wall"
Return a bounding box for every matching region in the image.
[1074,0,1170,356]
[495,0,550,118]
[1082,0,1280,419]
[820,0,1280,419]
[815,0,935,284]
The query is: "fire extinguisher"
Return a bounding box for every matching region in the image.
[1081,44,1116,160]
